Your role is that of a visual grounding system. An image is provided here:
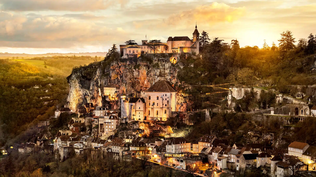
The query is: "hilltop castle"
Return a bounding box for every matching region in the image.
[120,26,200,58]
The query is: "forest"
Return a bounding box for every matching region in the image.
[177,31,316,110]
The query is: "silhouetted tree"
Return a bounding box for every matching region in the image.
[306,33,316,54]
[278,30,296,53]
[199,31,210,48]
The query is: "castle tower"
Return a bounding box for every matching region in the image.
[192,25,199,43]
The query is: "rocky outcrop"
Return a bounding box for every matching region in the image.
[67,59,181,112]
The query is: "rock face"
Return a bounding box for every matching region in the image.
[67,59,181,112]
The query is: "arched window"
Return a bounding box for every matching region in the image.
[157,96,159,100]
[149,96,151,100]
[165,110,167,114]
[156,111,159,116]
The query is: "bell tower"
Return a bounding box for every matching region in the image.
[192,24,199,43]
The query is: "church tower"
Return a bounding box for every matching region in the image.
[192,25,199,43]
[192,25,200,54]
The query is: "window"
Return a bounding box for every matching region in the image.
[148,110,150,115]
[165,110,167,114]
[157,96,159,100]
[149,96,151,100]
[156,111,159,116]
[157,103,158,106]
[139,107,140,109]
[149,102,150,106]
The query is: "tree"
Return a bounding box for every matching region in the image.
[125,40,137,45]
[199,31,210,48]
[147,40,163,55]
[271,42,278,51]
[263,40,270,50]
[306,33,316,55]
[278,30,296,53]
[297,38,307,52]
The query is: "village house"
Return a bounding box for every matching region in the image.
[198,135,216,153]
[238,153,258,170]
[97,113,119,137]
[166,137,190,154]
[271,155,283,176]
[288,141,309,158]
[128,98,146,121]
[256,152,272,168]
[73,143,84,155]
[93,107,107,116]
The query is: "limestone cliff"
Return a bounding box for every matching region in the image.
[66,58,182,112]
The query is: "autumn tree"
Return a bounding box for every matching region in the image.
[278,30,296,53]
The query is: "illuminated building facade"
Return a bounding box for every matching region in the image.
[120,26,200,58]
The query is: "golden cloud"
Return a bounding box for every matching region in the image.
[167,2,245,26]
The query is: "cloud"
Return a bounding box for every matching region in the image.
[63,13,107,20]
[0,12,130,48]
[166,2,245,26]
[0,0,129,11]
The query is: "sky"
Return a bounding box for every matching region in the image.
[0,0,315,54]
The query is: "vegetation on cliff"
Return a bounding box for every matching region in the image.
[0,56,102,147]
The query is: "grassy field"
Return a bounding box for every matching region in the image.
[0,55,104,146]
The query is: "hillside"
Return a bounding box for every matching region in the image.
[0,56,103,146]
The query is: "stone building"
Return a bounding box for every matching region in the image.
[120,25,200,58]
[144,80,177,121]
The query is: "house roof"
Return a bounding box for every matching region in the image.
[167,36,191,41]
[129,98,145,103]
[303,146,316,157]
[288,141,308,150]
[213,147,222,153]
[229,149,240,155]
[147,80,176,92]
[271,155,283,161]
[257,152,272,158]
[243,154,258,160]
[277,162,290,169]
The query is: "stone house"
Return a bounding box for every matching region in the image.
[145,80,177,121]
[128,98,146,121]
[256,152,272,168]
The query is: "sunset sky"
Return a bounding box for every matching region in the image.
[0,0,315,54]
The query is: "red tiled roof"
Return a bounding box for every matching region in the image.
[288,141,308,149]
[147,80,176,92]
